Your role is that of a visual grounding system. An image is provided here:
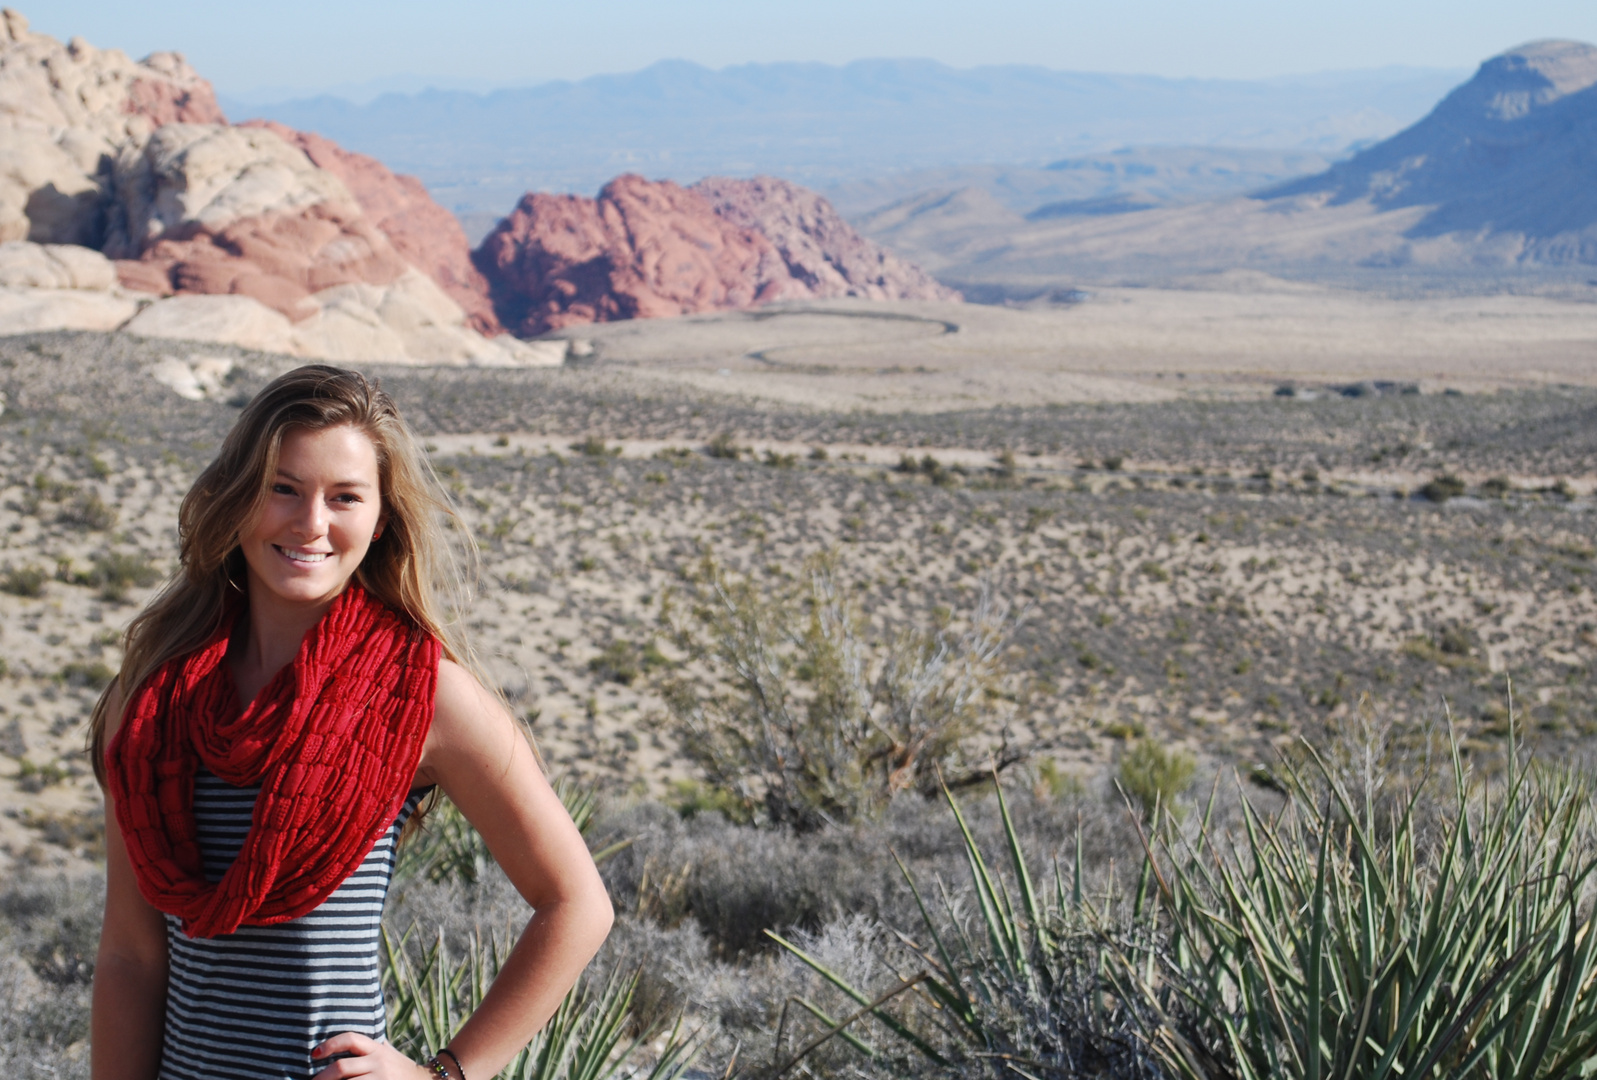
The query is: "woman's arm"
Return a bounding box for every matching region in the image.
[91,686,171,1080]
[314,660,614,1080]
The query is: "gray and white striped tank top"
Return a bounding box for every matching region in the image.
[159,769,425,1080]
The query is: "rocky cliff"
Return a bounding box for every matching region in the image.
[1264,40,1597,261]
[475,174,959,335]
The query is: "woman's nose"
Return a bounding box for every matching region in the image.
[292,496,328,536]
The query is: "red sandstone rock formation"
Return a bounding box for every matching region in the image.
[243,120,501,334]
[123,73,226,127]
[475,173,959,335]
[474,174,790,336]
[116,203,410,322]
[692,176,960,302]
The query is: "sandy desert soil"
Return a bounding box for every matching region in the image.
[1,324,1594,872]
[545,286,1597,413]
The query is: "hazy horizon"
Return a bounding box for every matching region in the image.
[30,0,1597,101]
[217,56,1474,109]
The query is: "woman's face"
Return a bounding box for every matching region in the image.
[239,424,384,608]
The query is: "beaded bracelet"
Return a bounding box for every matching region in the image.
[424,1055,450,1080]
[437,1048,466,1080]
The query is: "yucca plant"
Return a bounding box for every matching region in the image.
[773,781,1169,1078]
[383,923,700,1080]
[1123,728,1597,1080]
[396,776,626,886]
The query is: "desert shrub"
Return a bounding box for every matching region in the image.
[56,661,113,691]
[1421,473,1467,503]
[570,436,620,458]
[0,565,46,598]
[588,641,642,685]
[83,551,161,601]
[56,490,115,531]
[1116,739,1196,820]
[0,873,102,1080]
[661,553,1022,828]
[704,433,742,459]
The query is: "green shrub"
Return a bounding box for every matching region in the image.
[384,928,700,1080]
[570,436,620,458]
[57,490,116,531]
[704,433,741,459]
[776,781,1172,1078]
[1117,739,1195,819]
[58,661,113,690]
[84,551,161,601]
[588,641,641,685]
[1421,473,1467,503]
[0,564,47,597]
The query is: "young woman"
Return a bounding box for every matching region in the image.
[88,365,613,1080]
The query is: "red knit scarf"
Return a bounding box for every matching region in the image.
[107,585,440,938]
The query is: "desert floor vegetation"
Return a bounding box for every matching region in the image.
[2,331,1597,1077]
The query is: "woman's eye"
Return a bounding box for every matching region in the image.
[272,483,295,496]
[332,493,361,504]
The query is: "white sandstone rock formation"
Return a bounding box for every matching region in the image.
[0,240,140,331]
[124,272,564,366]
[0,240,117,289]
[0,8,224,245]
[102,123,357,255]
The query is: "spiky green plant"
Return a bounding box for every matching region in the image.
[396,776,625,886]
[772,721,1597,1080]
[772,781,1169,1078]
[383,924,700,1080]
[1123,731,1597,1080]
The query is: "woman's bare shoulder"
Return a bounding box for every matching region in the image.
[425,659,516,762]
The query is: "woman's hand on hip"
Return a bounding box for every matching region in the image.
[311,1033,435,1080]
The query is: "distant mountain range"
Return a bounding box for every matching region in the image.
[226,59,1466,220]
[858,41,1597,291]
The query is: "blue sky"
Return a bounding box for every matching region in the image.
[31,0,1597,100]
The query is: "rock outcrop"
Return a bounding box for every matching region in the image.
[104,123,410,321]
[474,174,788,336]
[475,173,959,335]
[0,10,547,365]
[242,121,502,334]
[0,240,141,331]
[691,176,959,302]
[0,7,223,246]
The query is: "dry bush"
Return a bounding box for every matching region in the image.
[661,553,1024,828]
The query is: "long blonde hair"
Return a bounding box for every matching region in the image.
[89,364,486,784]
